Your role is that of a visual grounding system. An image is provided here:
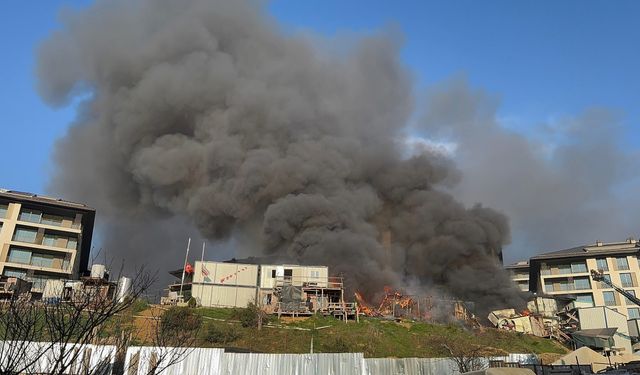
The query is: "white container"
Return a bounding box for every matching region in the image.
[43,279,65,300]
[116,276,132,303]
[90,264,107,279]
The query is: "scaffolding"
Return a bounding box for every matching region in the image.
[271,275,356,320]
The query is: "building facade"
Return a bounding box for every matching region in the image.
[529,239,640,319]
[166,259,352,317]
[506,261,530,292]
[0,190,95,293]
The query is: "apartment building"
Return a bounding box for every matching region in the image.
[0,189,95,293]
[529,239,640,319]
[505,260,530,292]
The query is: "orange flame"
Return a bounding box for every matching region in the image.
[355,292,382,317]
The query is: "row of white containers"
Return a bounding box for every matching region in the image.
[2,342,538,375]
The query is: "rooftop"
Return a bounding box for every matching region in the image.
[505,260,529,270]
[0,189,95,212]
[531,239,640,261]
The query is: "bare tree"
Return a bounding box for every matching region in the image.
[0,265,155,375]
[0,294,52,375]
[436,336,490,373]
[123,306,202,375]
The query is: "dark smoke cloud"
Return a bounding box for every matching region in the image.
[39,0,524,311]
[418,78,639,261]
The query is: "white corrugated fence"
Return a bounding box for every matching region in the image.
[1,341,539,375]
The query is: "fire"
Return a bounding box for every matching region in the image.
[378,286,414,315]
[355,292,382,317]
[355,287,416,317]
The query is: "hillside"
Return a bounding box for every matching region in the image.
[160,307,569,358]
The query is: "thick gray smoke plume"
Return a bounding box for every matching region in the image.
[417,78,639,262]
[38,0,524,311]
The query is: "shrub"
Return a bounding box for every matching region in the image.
[204,323,241,344]
[187,297,198,308]
[131,298,150,314]
[161,307,202,333]
[324,337,350,353]
[232,303,270,328]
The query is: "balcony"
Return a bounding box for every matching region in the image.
[17,210,81,232]
[12,228,78,252]
[3,261,72,276]
[6,248,72,274]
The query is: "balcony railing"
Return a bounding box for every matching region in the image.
[18,211,81,230]
[273,275,343,289]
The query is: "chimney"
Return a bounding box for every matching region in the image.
[596,240,603,247]
[627,237,637,244]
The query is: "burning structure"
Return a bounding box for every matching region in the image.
[164,258,356,319]
[38,0,525,314]
[355,286,478,325]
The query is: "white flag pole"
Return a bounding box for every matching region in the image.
[179,237,191,299]
[201,242,206,263]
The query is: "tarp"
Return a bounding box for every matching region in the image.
[280,284,304,312]
[552,346,610,372]
[572,327,617,349]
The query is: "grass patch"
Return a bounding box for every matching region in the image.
[152,307,568,357]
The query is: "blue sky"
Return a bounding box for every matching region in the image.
[1,1,639,222]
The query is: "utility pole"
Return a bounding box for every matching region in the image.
[179,237,191,300]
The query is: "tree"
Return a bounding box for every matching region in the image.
[435,335,490,373]
[0,294,49,375]
[0,265,161,375]
[233,303,269,329]
[128,307,202,375]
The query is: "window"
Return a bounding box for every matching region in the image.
[603,291,617,306]
[271,270,276,278]
[42,233,77,249]
[31,253,54,268]
[67,237,77,250]
[13,227,37,243]
[596,258,609,271]
[544,281,554,292]
[0,204,7,218]
[19,208,41,223]
[574,277,591,290]
[575,294,595,307]
[517,281,528,291]
[620,273,635,288]
[30,275,55,291]
[616,257,630,270]
[41,214,63,226]
[42,235,55,247]
[557,264,572,275]
[571,262,588,273]
[7,248,31,264]
[628,308,640,319]
[3,268,27,279]
[558,280,571,291]
[284,269,292,280]
[624,290,637,305]
[598,274,612,289]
